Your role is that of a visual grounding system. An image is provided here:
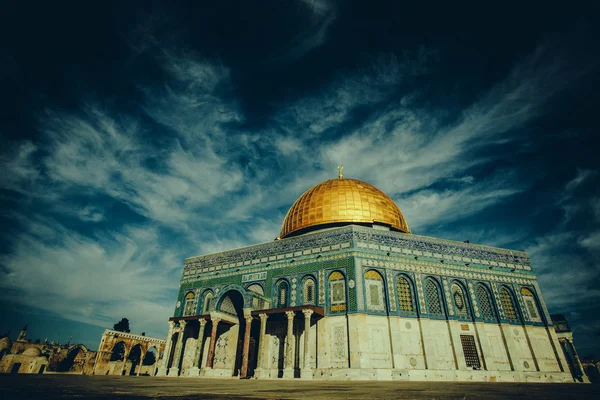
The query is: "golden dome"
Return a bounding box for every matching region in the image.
[280,177,410,238]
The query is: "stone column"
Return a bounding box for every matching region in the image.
[188,319,207,376]
[284,311,295,378]
[154,348,161,377]
[240,315,254,378]
[168,320,186,376]
[120,347,130,376]
[258,314,269,369]
[205,317,221,369]
[568,338,589,382]
[157,321,175,376]
[137,351,144,376]
[301,309,313,379]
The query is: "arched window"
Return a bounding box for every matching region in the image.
[364,270,386,312]
[397,276,415,313]
[329,271,346,312]
[424,278,445,318]
[521,288,542,323]
[500,287,521,323]
[276,280,289,308]
[476,284,497,322]
[303,277,316,305]
[183,292,195,316]
[246,283,264,296]
[202,292,213,314]
[451,283,471,320]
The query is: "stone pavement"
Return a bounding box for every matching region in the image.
[1,375,599,400]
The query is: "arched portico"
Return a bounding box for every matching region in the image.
[92,330,165,376]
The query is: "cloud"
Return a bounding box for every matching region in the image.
[399,184,522,231]
[579,231,600,251]
[37,55,244,229]
[267,45,577,214]
[269,0,337,65]
[0,141,40,197]
[526,232,600,309]
[565,169,597,192]
[0,32,596,350]
[0,214,179,338]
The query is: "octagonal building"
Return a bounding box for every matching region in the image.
[157,173,571,382]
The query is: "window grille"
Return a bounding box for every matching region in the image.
[397,277,414,312]
[219,295,237,315]
[460,335,481,369]
[476,284,496,321]
[452,283,470,319]
[277,282,289,308]
[303,278,315,305]
[183,292,195,316]
[500,287,520,322]
[329,271,346,312]
[246,283,264,296]
[425,278,444,317]
[521,288,541,322]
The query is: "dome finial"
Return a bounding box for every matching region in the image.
[337,165,344,179]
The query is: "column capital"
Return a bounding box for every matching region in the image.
[168,320,176,329]
[199,318,207,327]
[245,315,254,323]
[179,320,187,328]
[302,309,314,317]
[243,307,253,317]
[259,313,268,321]
[211,317,222,324]
[285,310,295,319]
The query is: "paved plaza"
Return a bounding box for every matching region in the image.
[1,375,599,400]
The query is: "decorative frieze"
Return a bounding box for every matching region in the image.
[181,226,532,283]
[361,258,535,286]
[241,271,267,283]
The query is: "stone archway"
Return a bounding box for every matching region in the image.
[142,346,158,376]
[210,290,247,377]
[127,344,142,375]
[92,330,165,376]
[57,346,86,372]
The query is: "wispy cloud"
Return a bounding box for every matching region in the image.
[0,214,178,338]
[269,0,337,65]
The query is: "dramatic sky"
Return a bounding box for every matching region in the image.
[1,1,599,356]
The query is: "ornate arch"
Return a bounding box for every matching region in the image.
[328,270,347,313]
[475,282,498,322]
[364,269,387,313]
[274,278,290,308]
[200,289,214,314]
[215,284,248,309]
[499,285,522,323]
[520,286,543,323]
[450,280,472,321]
[183,291,196,316]
[424,276,446,318]
[301,274,317,305]
[245,283,265,296]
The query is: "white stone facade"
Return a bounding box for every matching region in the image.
[160,225,572,382]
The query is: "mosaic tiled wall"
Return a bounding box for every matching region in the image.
[173,225,553,326]
[180,226,532,286]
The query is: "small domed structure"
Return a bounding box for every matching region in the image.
[22,347,42,357]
